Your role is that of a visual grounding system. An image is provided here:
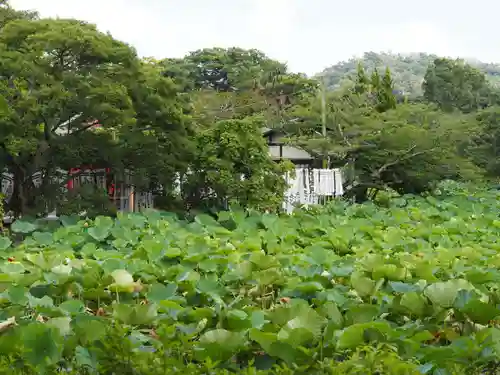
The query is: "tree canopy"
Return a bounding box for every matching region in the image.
[0,16,192,216]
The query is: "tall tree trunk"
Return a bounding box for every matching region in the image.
[8,163,39,217]
[9,164,28,217]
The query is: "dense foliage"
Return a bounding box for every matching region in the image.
[0,7,294,217]
[317,51,500,96]
[2,0,500,216]
[0,183,499,373]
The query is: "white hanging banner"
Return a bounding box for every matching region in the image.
[283,167,343,212]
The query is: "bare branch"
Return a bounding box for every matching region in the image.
[68,122,99,136]
[371,145,432,177]
[336,121,351,147]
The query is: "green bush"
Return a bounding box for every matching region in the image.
[56,185,118,218]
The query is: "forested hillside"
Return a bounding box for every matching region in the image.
[317,51,500,95]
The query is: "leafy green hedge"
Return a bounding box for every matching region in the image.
[0,183,500,374]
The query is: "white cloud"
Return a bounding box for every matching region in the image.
[9,0,300,63]
[10,0,166,54]
[382,22,455,57]
[4,0,481,74]
[285,21,459,74]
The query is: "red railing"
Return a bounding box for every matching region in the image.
[67,166,113,197]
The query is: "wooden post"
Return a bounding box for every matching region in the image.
[129,185,135,212]
[320,78,328,169]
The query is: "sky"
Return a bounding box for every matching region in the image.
[8,0,500,75]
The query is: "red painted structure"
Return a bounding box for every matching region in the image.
[67,166,117,198]
[65,121,120,196]
[62,120,153,212]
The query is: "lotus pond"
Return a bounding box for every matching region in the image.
[1,182,500,374]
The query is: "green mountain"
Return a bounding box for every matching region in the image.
[316,52,500,96]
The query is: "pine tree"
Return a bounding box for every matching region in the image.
[354,63,370,94]
[370,68,381,93]
[378,67,397,111]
